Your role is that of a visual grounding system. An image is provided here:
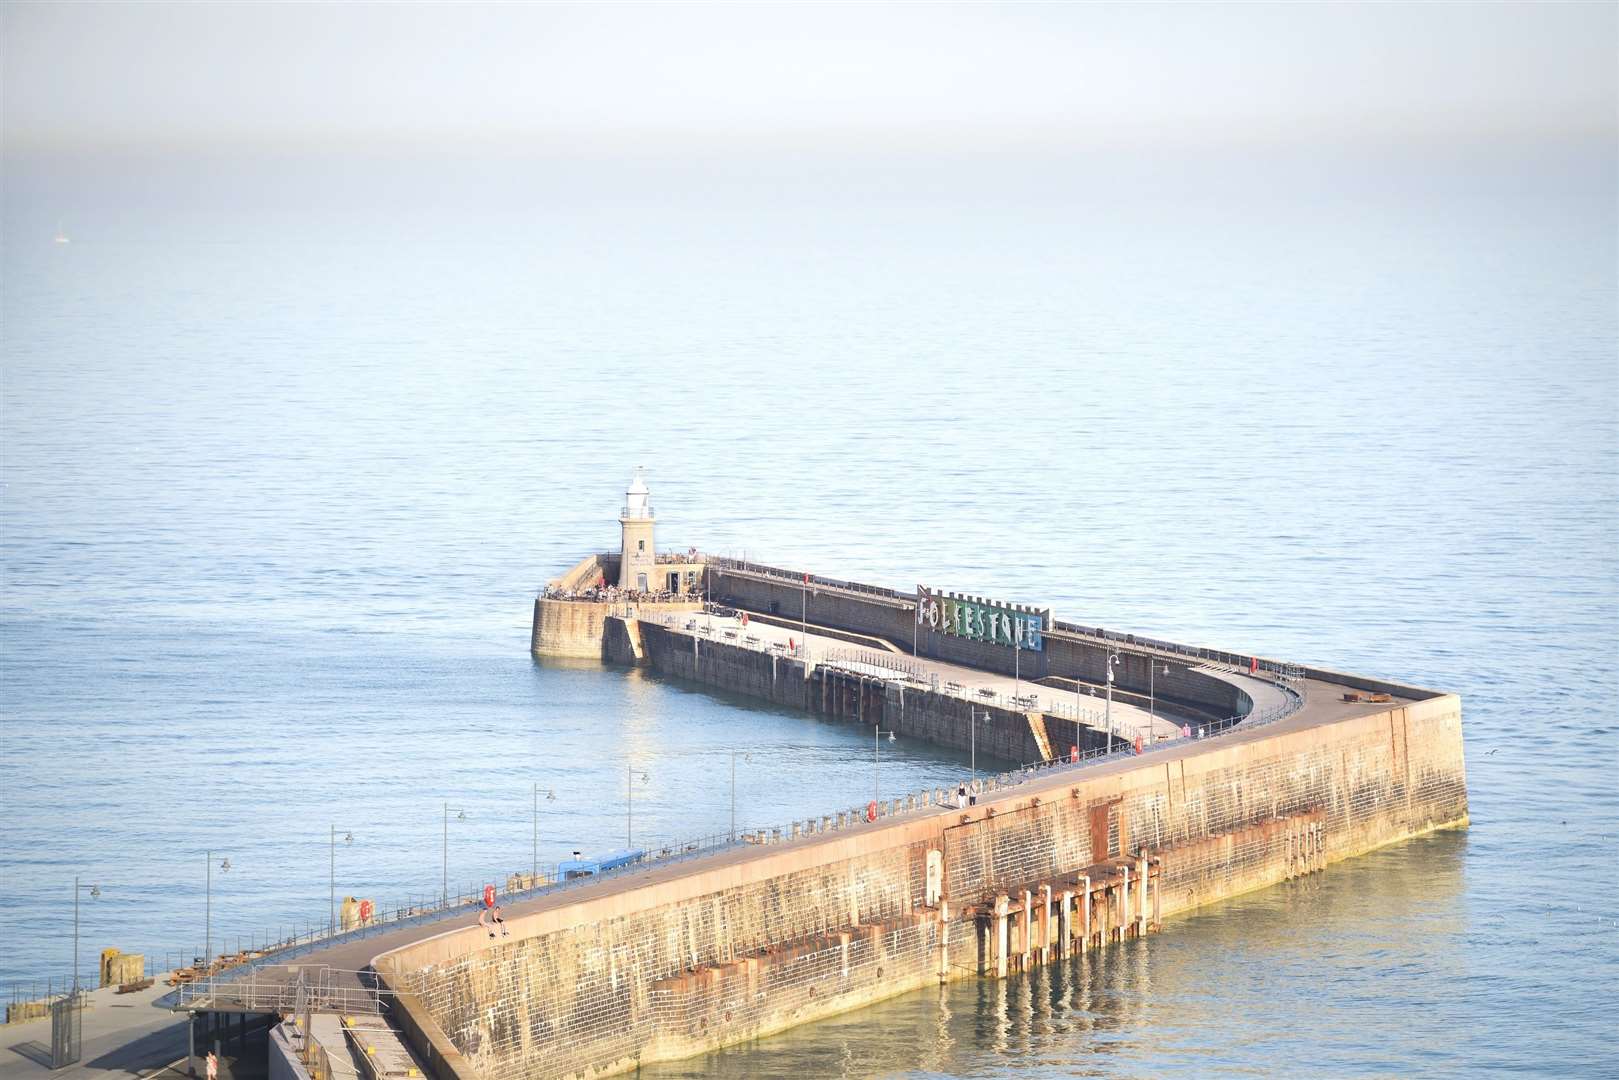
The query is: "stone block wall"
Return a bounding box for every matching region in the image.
[377,693,1466,1080]
[705,567,1270,717]
[531,599,614,660]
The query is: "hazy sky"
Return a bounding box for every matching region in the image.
[4,2,1615,155]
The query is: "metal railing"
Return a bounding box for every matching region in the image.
[4,644,1312,1000]
[705,557,1316,681]
[705,556,907,602]
[174,965,387,1015]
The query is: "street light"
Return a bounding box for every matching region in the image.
[873,725,897,807]
[532,785,556,887]
[73,877,100,994]
[330,827,354,935]
[970,708,990,777]
[1149,659,1170,726]
[442,805,467,906]
[1105,653,1121,753]
[730,751,752,841]
[205,852,230,969]
[627,767,649,848]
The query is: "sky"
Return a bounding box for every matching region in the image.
[4,2,1615,156]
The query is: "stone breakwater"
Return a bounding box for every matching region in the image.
[373,689,1466,1080]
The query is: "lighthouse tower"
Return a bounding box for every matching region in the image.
[617,468,656,592]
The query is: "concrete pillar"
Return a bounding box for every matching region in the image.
[790,822,800,839]
[1121,865,1130,940]
[1059,890,1072,956]
[1041,885,1053,963]
[936,902,950,983]
[994,895,1010,979]
[1137,856,1149,936]
[1152,861,1162,928]
[1082,875,1092,952]
[1021,890,1032,969]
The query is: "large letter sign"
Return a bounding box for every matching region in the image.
[916,586,1048,652]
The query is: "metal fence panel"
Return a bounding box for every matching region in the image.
[49,993,81,1069]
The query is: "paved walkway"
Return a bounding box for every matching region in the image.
[670,611,1186,743]
[1,979,187,1080]
[179,674,1401,1010]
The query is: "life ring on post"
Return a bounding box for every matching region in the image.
[866,800,878,822]
[1070,745,1080,763]
[358,899,373,923]
[482,884,496,909]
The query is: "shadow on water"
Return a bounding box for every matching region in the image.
[531,651,1022,773]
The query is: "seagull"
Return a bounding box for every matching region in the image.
[1486,749,1499,756]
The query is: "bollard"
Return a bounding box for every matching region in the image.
[790,822,800,839]
[822,815,832,832]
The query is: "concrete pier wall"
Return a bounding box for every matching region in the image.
[704,567,1282,719]
[375,693,1466,1080]
[614,620,1111,765]
[531,598,616,660]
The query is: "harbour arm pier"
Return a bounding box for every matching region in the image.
[166,473,1467,1080]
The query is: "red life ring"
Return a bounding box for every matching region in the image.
[482,884,496,908]
[1069,745,1079,763]
[1133,735,1144,755]
[358,899,373,922]
[866,800,878,822]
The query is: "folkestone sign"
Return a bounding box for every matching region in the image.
[916,586,1050,652]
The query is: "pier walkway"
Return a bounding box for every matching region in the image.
[664,609,1187,743]
[170,672,1408,1016]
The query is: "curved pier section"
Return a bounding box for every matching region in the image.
[373,688,1465,1080]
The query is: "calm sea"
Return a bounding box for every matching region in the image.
[2,148,1615,1075]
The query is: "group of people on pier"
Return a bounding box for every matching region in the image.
[542,583,701,604]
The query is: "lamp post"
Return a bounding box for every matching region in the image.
[329,826,354,935]
[73,877,100,994]
[442,805,467,906]
[970,708,989,777]
[1149,660,1170,726]
[1013,632,1021,703]
[533,785,555,888]
[873,725,897,806]
[205,852,230,969]
[730,751,751,841]
[1105,653,1121,753]
[627,766,649,848]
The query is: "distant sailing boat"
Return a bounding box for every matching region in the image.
[54,220,70,244]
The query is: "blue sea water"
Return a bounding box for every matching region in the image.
[2,147,1615,1075]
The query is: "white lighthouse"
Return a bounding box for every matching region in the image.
[617,468,656,592]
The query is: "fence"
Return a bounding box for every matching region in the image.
[704,558,1319,682]
[4,632,1311,1005]
[174,965,387,1015]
